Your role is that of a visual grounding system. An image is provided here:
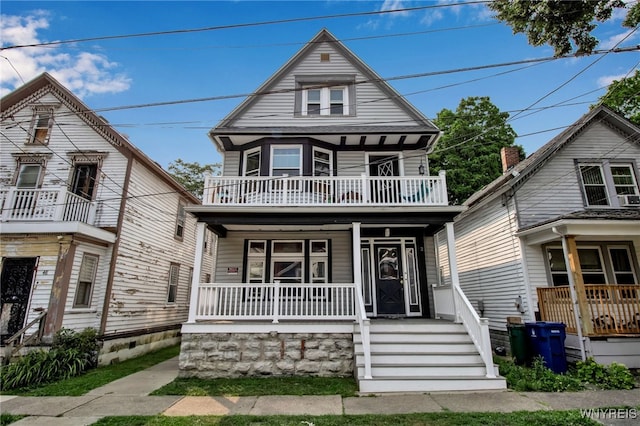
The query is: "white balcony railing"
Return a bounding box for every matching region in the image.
[195,282,357,322]
[203,171,448,207]
[0,186,97,224]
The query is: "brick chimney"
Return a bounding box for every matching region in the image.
[501,146,520,173]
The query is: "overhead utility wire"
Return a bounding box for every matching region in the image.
[0,1,490,51]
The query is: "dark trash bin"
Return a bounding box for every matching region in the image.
[507,323,529,365]
[525,321,568,374]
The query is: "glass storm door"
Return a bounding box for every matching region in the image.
[374,244,405,315]
[0,258,38,344]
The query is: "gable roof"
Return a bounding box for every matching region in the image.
[462,105,640,212]
[1,72,200,204]
[209,29,440,149]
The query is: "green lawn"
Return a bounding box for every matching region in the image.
[93,410,600,426]
[1,344,180,396]
[152,376,359,397]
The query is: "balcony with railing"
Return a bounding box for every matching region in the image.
[0,186,97,224]
[203,171,448,207]
[537,285,640,336]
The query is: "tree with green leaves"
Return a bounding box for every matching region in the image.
[429,96,524,205]
[596,69,640,125]
[489,1,640,56]
[168,158,220,199]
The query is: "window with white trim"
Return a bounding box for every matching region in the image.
[27,107,54,145]
[244,148,261,176]
[271,146,302,177]
[167,263,180,303]
[545,243,638,286]
[247,241,266,284]
[313,147,332,176]
[578,161,639,207]
[310,240,328,285]
[16,164,42,188]
[271,241,304,285]
[73,254,98,308]
[302,86,348,116]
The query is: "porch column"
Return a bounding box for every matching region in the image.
[44,236,76,342]
[187,222,207,323]
[446,222,462,323]
[352,222,362,290]
[561,234,594,338]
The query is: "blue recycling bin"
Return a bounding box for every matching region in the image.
[524,322,568,373]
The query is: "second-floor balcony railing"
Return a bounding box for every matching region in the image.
[0,186,97,224]
[203,171,448,207]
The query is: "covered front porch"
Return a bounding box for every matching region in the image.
[182,211,503,391]
[518,215,640,367]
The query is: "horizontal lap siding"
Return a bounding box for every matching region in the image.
[337,152,366,176]
[454,197,528,330]
[233,42,416,128]
[0,92,126,228]
[62,242,112,331]
[517,122,640,228]
[222,152,240,177]
[104,160,202,335]
[214,231,352,283]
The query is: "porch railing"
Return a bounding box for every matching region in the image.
[452,285,496,378]
[0,187,97,224]
[195,282,357,322]
[538,285,640,336]
[203,172,448,207]
[2,310,47,361]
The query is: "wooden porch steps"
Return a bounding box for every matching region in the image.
[353,319,506,393]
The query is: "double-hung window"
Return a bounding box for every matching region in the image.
[28,107,55,145]
[578,161,639,207]
[175,200,186,240]
[167,263,179,303]
[302,86,349,116]
[73,254,98,308]
[16,164,42,188]
[313,148,332,176]
[271,146,302,177]
[244,148,261,176]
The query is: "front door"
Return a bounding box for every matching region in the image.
[0,257,37,343]
[374,244,405,315]
[368,154,400,203]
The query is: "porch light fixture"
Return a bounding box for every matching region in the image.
[418,159,425,175]
[384,228,391,237]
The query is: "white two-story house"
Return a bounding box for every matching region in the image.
[180,29,506,393]
[437,105,640,368]
[1,73,214,364]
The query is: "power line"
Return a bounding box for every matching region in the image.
[0,1,490,51]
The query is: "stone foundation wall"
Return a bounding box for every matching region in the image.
[179,332,354,378]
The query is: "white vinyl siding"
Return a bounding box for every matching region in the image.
[232,42,418,128]
[516,121,640,228]
[451,196,528,330]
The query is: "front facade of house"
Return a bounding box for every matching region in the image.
[438,106,640,368]
[181,29,506,393]
[0,74,214,364]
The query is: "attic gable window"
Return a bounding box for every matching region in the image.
[578,161,640,207]
[295,75,355,117]
[27,105,57,145]
[302,86,348,116]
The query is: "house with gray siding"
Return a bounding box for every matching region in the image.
[1,73,214,364]
[181,29,506,393]
[437,105,640,368]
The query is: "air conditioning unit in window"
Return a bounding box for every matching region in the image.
[618,194,640,206]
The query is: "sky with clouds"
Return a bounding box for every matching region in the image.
[1,1,638,168]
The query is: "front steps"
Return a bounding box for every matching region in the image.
[353,319,506,393]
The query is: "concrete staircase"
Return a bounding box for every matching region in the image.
[353,319,506,393]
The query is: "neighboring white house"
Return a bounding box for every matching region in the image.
[437,105,640,368]
[1,73,214,365]
[180,29,506,393]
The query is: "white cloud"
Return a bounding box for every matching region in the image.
[599,28,639,50]
[381,0,411,17]
[0,12,131,98]
[597,71,633,88]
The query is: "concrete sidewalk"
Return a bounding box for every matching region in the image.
[1,356,639,425]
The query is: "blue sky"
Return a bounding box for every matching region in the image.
[1,1,639,169]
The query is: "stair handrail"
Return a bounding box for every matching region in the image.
[354,284,372,379]
[3,310,47,358]
[452,286,496,378]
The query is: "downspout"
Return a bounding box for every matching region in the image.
[551,227,586,361]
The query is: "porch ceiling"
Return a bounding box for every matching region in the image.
[188,206,463,237]
[518,218,640,246]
